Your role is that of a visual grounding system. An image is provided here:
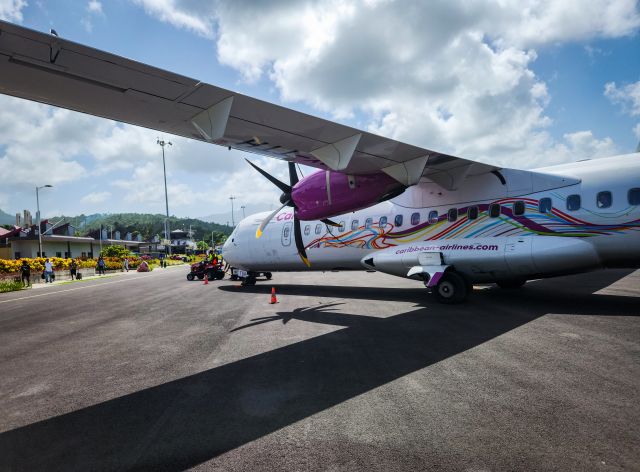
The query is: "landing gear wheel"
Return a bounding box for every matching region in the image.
[215,272,225,280]
[496,278,526,289]
[432,271,468,304]
[186,273,195,281]
[265,272,272,280]
[241,276,256,287]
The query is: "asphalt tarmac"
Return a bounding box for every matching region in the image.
[0,266,638,471]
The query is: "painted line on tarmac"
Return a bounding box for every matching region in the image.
[0,272,172,305]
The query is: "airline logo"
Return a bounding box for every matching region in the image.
[395,243,499,254]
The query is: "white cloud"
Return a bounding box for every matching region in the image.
[0,0,27,22]
[131,0,214,38]
[82,0,104,32]
[605,80,640,116]
[128,0,639,167]
[87,0,102,14]
[81,191,111,204]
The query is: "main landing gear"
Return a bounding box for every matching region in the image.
[430,271,470,304]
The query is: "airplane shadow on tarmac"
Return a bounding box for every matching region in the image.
[0,270,638,471]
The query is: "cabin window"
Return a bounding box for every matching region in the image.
[339,221,346,232]
[315,224,322,234]
[351,219,359,231]
[467,206,479,220]
[379,216,388,228]
[411,212,420,225]
[596,191,612,209]
[394,214,403,227]
[448,208,458,222]
[539,198,552,213]
[282,224,291,246]
[513,201,525,216]
[365,218,373,229]
[567,194,581,211]
[629,188,640,205]
[304,225,310,236]
[489,203,501,218]
[428,210,438,224]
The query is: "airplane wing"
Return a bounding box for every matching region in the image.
[0,20,496,189]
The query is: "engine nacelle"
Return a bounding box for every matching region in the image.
[292,170,404,220]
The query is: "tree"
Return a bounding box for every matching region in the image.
[101,245,130,258]
[196,240,209,251]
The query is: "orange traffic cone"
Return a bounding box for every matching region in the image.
[270,287,277,304]
[204,274,209,285]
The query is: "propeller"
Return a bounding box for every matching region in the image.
[246,159,310,267]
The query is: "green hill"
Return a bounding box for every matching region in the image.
[0,209,15,226]
[52,213,233,242]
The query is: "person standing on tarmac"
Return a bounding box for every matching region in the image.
[44,258,53,283]
[20,260,31,287]
[123,257,129,272]
[69,259,78,280]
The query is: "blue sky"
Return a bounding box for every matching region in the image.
[0,1,638,223]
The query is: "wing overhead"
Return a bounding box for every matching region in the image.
[0,20,496,189]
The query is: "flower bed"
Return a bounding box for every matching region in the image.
[0,256,184,275]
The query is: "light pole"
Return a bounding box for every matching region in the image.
[241,205,246,219]
[229,195,237,226]
[36,184,52,257]
[157,138,172,255]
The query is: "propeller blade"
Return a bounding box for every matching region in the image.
[293,215,311,267]
[288,161,299,187]
[320,218,341,227]
[245,159,291,194]
[256,202,289,238]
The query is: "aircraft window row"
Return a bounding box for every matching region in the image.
[566,194,581,211]
[448,208,458,222]
[489,203,501,218]
[316,224,322,234]
[339,221,345,232]
[304,225,310,236]
[597,191,612,209]
[468,206,479,220]
[630,188,640,205]
[351,219,359,231]
[411,212,420,225]
[379,216,388,228]
[394,214,403,227]
[365,218,373,229]
[427,210,437,224]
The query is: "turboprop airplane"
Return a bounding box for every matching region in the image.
[0,21,638,303]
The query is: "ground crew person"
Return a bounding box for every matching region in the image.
[20,260,31,287]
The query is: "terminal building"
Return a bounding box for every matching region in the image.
[0,220,147,259]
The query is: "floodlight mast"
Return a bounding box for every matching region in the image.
[157,138,172,255]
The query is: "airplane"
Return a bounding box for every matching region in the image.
[0,20,638,303]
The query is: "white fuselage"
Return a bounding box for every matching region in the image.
[222,154,640,283]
